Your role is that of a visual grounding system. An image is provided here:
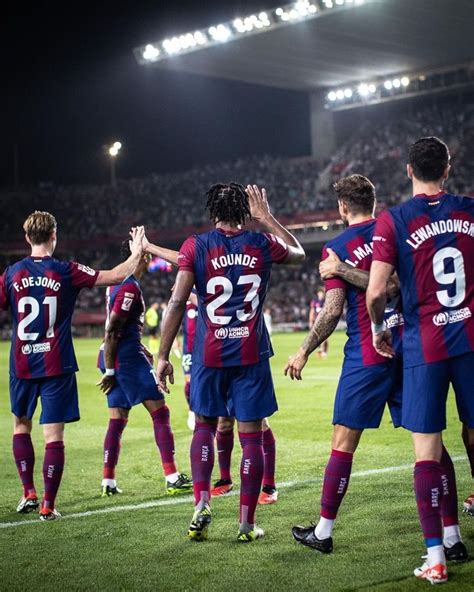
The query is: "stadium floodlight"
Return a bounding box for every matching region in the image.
[392,78,401,88]
[209,24,232,42]
[335,89,345,100]
[344,88,352,98]
[107,141,122,188]
[358,83,369,96]
[368,83,376,93]
[142,44,160,61]
[384,80,393,90]
[401,76,410,87]
[135,0,367,64]
[328,91,337,101]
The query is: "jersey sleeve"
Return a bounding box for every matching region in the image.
[111,284,140,318]
[69,262,99,289]
[263,233,288,264]
[0,272,8,310]
[178,236,197,273]
[321,246,346,291]
[372,211,398,266]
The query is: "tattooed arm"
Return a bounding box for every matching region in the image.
[319,247,400,298]
[284,288,346,380]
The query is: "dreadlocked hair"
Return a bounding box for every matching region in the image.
[205,182,251,226]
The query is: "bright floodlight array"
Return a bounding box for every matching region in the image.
[327,76,410,106]
[135,0,368,64]
[108,141,122,157]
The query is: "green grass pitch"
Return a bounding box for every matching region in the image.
[0,333,472,591]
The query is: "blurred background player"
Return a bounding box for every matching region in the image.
[309,288,329,358]
[97,239,192,497]
[182,290,198,431]
[368,137,472,584]
[0,211,145,520]
[285,175,409,554]
[156,183,305,542]
[145,302,160,360]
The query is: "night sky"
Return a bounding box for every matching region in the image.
[1,1,310,187]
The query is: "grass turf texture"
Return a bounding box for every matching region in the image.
[0,333,472,591]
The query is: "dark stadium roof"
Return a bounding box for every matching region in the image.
[140,0,474,90]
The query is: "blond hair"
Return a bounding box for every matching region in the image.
[23,211,57,245]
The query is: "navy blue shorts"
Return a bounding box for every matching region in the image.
[104,357,164,410]
[10,373,80,424]
[402,351,474,433]
[190,359,278,421]
[333,358,402,430]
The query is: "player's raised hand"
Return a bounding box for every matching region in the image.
[319,248,341,280]
[96,374,116,395]
[372,329,395,359]
[284,348,309,381]
[129,226,145,255]
[157,359,174,394]
[247,184,271,223]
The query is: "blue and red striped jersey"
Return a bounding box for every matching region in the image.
[372,192,474,367]
[323,219,403,367]
[98,277,147,370]
[182,298,198,355]
[178,228,288,367]
[0,256,98,379]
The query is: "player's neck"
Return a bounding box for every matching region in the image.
[30,244,53,257]
[215,221,242,232]
[412,179,445,197]
[347,214,373,227]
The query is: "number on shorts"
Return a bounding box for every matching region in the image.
[432,247,466,308]
[17,296,57,341]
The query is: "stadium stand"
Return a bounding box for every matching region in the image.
[1,92,472,333]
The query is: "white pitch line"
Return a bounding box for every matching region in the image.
[0,456,466,530]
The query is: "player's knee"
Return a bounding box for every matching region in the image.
[195,414,218,427]
[238,419,263,433]
[110,407,130,420]
[412,432,443,462]
[332,424,362,453]
[43,422,65,443]
[12,415,32,434]
[217,416,235,433]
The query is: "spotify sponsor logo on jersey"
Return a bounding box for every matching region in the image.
[214,326,250,340]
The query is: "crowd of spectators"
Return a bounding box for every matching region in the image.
[1,93,472,331]
[322,96,474,202]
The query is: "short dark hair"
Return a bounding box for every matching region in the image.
[206,183,251,226]
[333,174,376,215]
[120,238,131,261]
[408,136,450,182]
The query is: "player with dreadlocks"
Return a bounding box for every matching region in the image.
[156,182,305,542]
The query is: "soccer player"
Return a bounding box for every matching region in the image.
[156,183,305,542]
[309,288,329,357]
[0,211,145,520]
[142,241,279,500]
[97,240,192,497]
[285,175,407,552]
[367,137,473,584]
